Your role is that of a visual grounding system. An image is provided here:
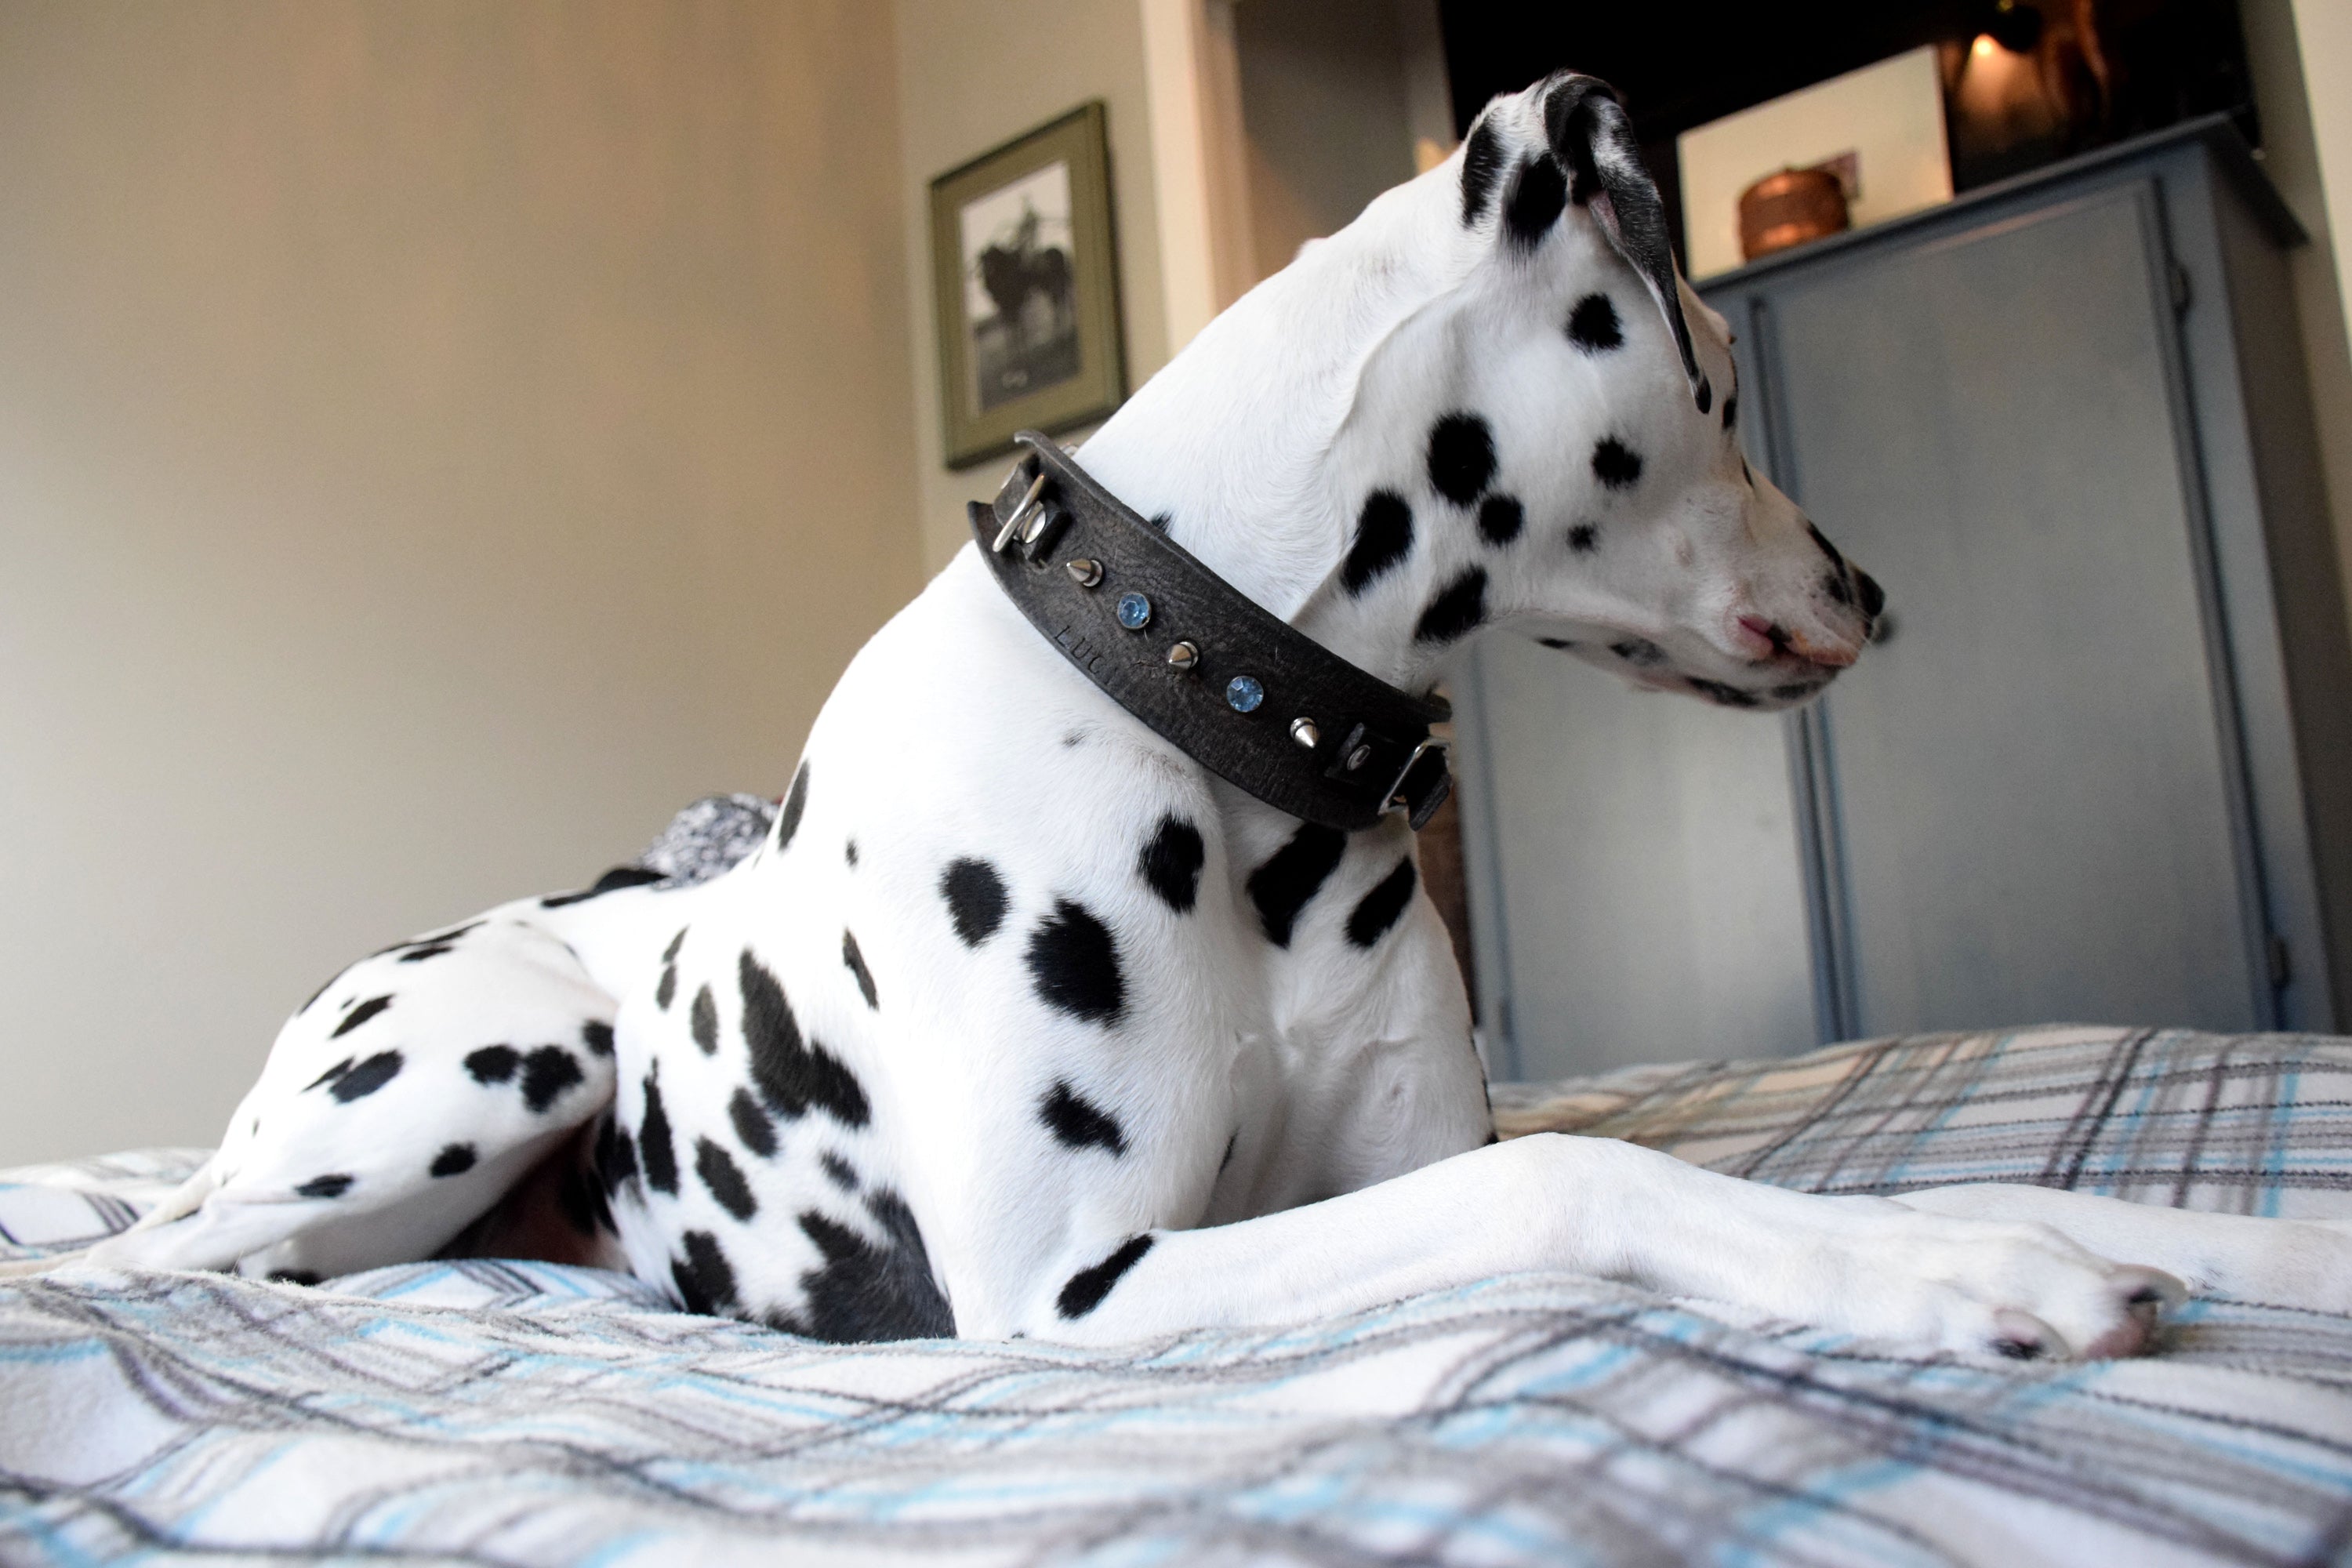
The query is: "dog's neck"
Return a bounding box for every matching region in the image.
[1068,180,1468,696]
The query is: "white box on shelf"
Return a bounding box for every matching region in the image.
[1677,45,1952,280]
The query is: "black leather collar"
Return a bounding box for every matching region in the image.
[968,432,1452,832]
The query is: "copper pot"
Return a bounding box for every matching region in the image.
[1738,166,1850,262]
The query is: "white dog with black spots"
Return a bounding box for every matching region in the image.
[60,73,2352,1361]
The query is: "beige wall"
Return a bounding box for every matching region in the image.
[0,2,922,1163]
[892,0,1171,572]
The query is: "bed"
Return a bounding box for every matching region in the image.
[6,1023,2351,1565]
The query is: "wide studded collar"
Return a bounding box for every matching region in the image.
[970,432,1452,832]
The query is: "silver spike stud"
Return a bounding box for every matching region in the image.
[1166,640,1200,671]
[1065,558,1103,588]
[1290,717,1320,751]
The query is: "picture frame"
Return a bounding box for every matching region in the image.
[929,101,1125,469]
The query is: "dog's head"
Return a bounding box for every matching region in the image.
[1307,71,1883,709]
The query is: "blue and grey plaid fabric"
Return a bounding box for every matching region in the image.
[6,1025,2352,1565]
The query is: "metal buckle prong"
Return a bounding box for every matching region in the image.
[993,470,1049,554]
[1381,736,1449,818]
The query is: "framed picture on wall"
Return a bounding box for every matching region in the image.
[929,101,1124,469]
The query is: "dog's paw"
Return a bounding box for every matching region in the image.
[1814,1203,2183,1363]
[1889,1186,2352,1316]
[2161,1214,2352,1311]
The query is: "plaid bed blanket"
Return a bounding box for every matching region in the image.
[5,1024,2351,1566]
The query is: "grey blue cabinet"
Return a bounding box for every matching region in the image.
[1455,120,2352,1083]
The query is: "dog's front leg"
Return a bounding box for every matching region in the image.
[1040,1133,2179,1361]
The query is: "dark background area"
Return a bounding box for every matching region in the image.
[1436,0,2259,263]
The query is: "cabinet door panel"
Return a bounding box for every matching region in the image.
[1465,637,1817,1080]
[1765,185,2265,1033]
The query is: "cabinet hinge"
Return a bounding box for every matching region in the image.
[2270,934,2293,989]
[2170,260,2194,314]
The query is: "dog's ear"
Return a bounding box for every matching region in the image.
[1542,75,1710,414]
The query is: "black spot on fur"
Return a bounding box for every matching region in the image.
[1247,823,1347,947]
[1428,414,1496,505]
[740,949,870,1127]
[775,761,810,852]
[640,1073,679,1195]
[1040,1080,1128,1155]
[820,1152,859,1192]
[672,1229,738,1315]
[1025,899,1126,1025]
[1346,858,1418,949]
[541,866,665,908]
[328,1051,403,1103]
[1610,638,1666,667]
[1460,118,1504,223]
[1806,520,1845,570]
[695,1137,758,1222]
[596,1116,639,1194]
[1414,566,1489,644]
[1823,573,1853,607]
[1722,391,1738,430]
[466,1045,519,1084]
[1138,816,1206,913]
[1503,155,1567,246]
[842,930,878,1009]
[1688,678,1760,709]
[520,1047,584,1113]
[690,985,720,1054]
[1341,490,1414,595]
[373,920,485,960]
[793,1190,956,1342]
[728,1086,777,1158]
[1149,510,1174,534]
[330,994,393,1039]
[1537,637,1577,650]
[1476,495,1523,546]
[655,935,684,1012]
[582,1020,613,1058]
[1058,1234,1154,1319]
[1566,293,1623,352]
[844,839,858,867]
[304,1057,353,1093]
[942,858,1008,946]
[296,1173,353,1200]
[1566,522,1598,554]
[397,943,456,964]
[1592,437,1643,490]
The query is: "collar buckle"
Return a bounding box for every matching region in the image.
[1383,737,1453,829]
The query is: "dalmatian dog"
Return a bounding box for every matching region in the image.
[58,72,2352,1359]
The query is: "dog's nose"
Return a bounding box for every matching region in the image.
[1854,569,1886,621]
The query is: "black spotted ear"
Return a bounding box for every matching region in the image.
[1542,76,1710,414]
